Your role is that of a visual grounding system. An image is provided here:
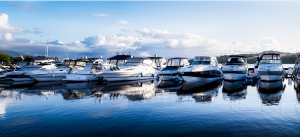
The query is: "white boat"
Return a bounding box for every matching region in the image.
[221,55,248,81]
[257,53,285,81]
[158,57,190,81]
[64,58,104,82]
[26,58,97,82]
[180,56,222,85]
[2,63,57,82]
[101,57,156,82]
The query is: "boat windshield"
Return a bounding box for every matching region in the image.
[226,58,246,65]
[260,60,282,64]
[23,66,41,71]
[167,59,182,66]
[191,57,211,65]
[122,63,141,66]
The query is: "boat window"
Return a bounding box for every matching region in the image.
[110,60,117,65]
[190,61,210,65]
[69,61,76,67]
[122,63,141,66]
[117,60,125,65]
[260,60,282,64]
[262,55,281,60]
[167,59,181,66]
[75,61,86,67]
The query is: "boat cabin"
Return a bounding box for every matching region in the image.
[190,56,218,67]
[258,53,281,64]
[105,54,133,66]
[122,57,157,68]
[225,55,247,66]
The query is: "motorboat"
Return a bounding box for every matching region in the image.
[26,58,97,82]
[257,53,285,81]
[148,54,167,71]
[101,57,156,82]
[180,56,222,85]
[1,63,57,82]
[158,57,190,81]
[292,54,300,80]
[221,55,248,81]
[63,58,104,82]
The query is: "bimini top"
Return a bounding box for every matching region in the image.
[108,54,133,60]
[259,53,281,60]
[226,55,247,65]
[169,57,188,59]
[229,55,246,58]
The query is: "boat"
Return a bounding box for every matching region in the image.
[257,53,285,81]
[292,54,300,80]
[26,58,97,82]
[158,57,190,81]
[180,56,222,86]
[63,58,104,82]
[221,55,248,81]
[101,57,156,82]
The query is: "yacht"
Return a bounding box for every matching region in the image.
[292,54,300,80]
[180,56,222,85]
[1,62,57,82]
[101,57,156,82]
[25,58,93,82]
[158,57,190,81]
[63,58,104,82]
[257,53,285,81]
[221,55,248,81]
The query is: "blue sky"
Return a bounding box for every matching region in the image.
[0,1,300,59]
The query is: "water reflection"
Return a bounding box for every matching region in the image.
[177,81,222,103]
[157,80,182,92]
[99,80,156,101]
[63,82,102,100]
[257,80,285,106]
[222,80,247,101]
[293,79,300,103]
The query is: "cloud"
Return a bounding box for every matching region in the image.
[8,2,40,10]
[112,20,128,25]
[48,40,64,45]
[0,13,23,33]
[23,28,43,34]
[91,13,109,17]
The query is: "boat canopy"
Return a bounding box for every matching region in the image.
[259,53,281,60]
[167,58,189,67]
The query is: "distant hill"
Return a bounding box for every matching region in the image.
[217,51,299,64]
[0,50,30,57]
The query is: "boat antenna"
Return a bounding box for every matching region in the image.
[63,48,69,59]
[46,39,49,59]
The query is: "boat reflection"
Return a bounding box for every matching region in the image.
[63,82,103,100]
[222,80,247,101]
[177,81,222,103]
[157,80,182,92]
[257,80,285,106]
[293,79,300,103]
[97,80,156,101]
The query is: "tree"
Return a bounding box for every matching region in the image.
[0,52,12,65]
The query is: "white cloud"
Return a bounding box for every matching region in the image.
[139,51,151,57]
[0,13,23,33]
[91,13,109,17]
[8,2,40,10]
[23,28,43,34]
[113,20,128,25]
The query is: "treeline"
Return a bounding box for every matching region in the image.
[217,52,299,64]
[0,52,32,65]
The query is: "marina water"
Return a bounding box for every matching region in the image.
[0,78,300,136]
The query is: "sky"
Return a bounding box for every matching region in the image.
[0,1,300,59]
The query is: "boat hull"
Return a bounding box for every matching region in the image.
[28,73,66,82]
[258,71,284,81]
[223,73,245,81]
[64,74,98,82]
[102,71,154,82]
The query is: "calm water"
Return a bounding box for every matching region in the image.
[0,78,300,136]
